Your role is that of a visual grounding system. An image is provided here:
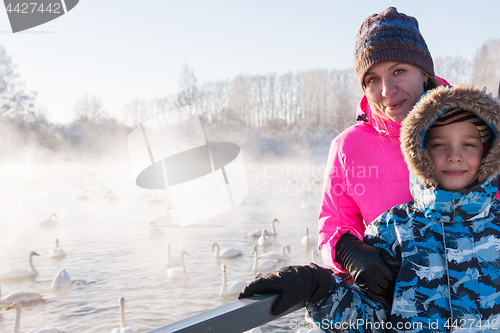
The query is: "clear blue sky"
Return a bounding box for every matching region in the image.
[0,0,499,124]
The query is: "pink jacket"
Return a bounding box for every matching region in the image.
[319,79,499,275]
[318,95,411,275]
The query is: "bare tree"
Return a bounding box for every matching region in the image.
[123,98,151,127]
[434,56,472,84]
[0,44,37,119]
[472,39,500,94]
[74,93,106,122]
[177,64,200,108]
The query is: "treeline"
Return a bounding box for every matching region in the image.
[1,39,499,160]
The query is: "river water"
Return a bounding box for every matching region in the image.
[0,155,327,332]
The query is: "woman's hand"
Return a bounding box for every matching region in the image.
[237,263,332,315]
[335,234,400,305]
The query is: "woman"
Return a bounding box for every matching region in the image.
[318,6,449,305]
[238,7,450,311]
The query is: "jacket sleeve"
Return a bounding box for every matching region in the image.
[318,138,366,274]
[306,274,390,332]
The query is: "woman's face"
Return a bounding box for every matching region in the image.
[363,62,428,123]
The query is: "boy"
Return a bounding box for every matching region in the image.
[239,85,500,332]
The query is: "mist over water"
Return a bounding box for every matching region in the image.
[0,152,327,332]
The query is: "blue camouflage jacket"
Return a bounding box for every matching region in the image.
[307,85,500,332]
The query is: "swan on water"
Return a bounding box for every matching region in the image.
[300,201,315,210]
[39,213,58,227]
[301,228,317,247]
[110,297,135,333]
[148,221,165,236]
[311,249,321,263]
[247,218,280,237]
[48,239,66,259]
[166,251,190,279]
[220,264,249,296]
[258,244,291,261]
[102,185,116,196]
[164,244,181,268]
[0,252,40,281]
[257,229,272,246]
[252,246,278,274]
[0,283,43,304]
[6,301,60,333]
[212,242,243,259]
[105,194,119,203]
[76,190,95,201]
[51,269,72,289]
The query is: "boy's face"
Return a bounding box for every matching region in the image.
[425,122,482,191]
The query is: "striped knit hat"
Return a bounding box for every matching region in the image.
[354,7,435,87]
[429,108,494,157]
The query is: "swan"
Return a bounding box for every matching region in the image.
[105,194,118,203]
[220,264,249,296]
[244,328,263,333]
[258,244,291,261]
[110,297,135,333]
[212,242,243,259]
[48,239,66,259]
[300,201,315,210]
[0,283,43,304]
[148,221,164,236]
[164,244,181,268]
[149,207,174,226]
[247,218,280,237]
[0,252,40,281]
[6,301,60,333]
[166,251,189,279]
[257,230,272,246]
[301,228,317,247]
[252,246,278,273]
[51,269,72,288]
[311,249,321,263]
[76,190,93,201]
[39,213,58,227]
[102,185,116,196]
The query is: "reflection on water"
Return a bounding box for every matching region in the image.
[0,157,325,332]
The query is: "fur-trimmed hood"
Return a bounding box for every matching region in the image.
[401,84,500,188]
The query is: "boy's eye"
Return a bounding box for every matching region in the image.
[431,143,445,148]
[464,142,478,147]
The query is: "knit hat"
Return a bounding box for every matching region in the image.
[429,108,494,157]
[354,7,435,87]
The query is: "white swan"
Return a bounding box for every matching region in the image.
[0,252,40,281]
[300,201,315,210]
[105,194,119,203]
[102,185,116,196]
[51,269,72,289]
[76,190,95,201]
[301,228,317,247]
[110,297,135,333]
[257,229,272,246]
[220,264,249,296]
[39,213,58,227]
[252,246,278,274]
[166,251,190,279]
[0,283,43,304]
[212,242,243,259]
[148,221,165,236]
[311,249,321,263]
[164,244,181,268]
[247,218,280,237]
[258,244,291,261]
[6,302,60,333]
[48,239,66,259]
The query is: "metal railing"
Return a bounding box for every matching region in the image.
[146,294,305,333]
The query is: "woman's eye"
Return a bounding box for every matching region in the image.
[394,68,405,75]
[365,77,378,85]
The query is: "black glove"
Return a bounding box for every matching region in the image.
[237,263,332,315]
[335,233,400,305]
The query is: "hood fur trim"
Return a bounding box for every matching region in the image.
[401,84,500,187]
